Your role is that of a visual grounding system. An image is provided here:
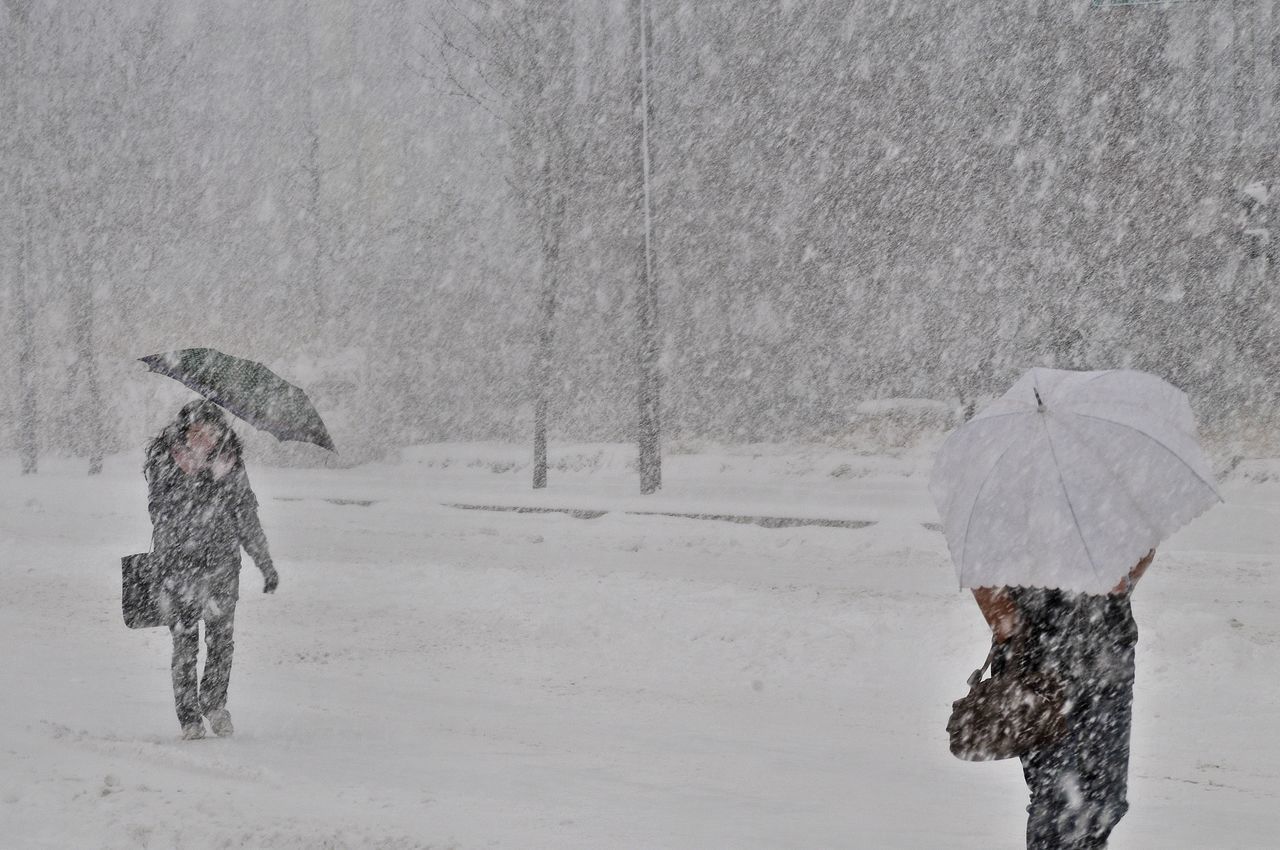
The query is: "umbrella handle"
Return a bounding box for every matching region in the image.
[967,643,997,687]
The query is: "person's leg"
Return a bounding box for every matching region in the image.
[168,597,202,729]
[1072,685,1134,846]
[1021,686,1133,849]
[198,593,237,718]
[1022,738,1079,850]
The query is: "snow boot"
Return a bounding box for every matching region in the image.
[181,721,207,740]
[205,709,234,738]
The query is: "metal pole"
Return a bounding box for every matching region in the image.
[635,0,661,494]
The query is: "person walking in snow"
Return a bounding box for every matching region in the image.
[973,549,1155,850]
[144,400,278,740]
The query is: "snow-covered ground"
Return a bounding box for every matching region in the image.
[2,443,1278,849]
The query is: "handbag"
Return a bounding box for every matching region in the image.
[946,639,1068,761]
[121,552,166,629]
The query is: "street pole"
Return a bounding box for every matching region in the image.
[634,0,661,494]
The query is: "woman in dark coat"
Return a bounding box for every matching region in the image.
[973,549,1154,850]
[145,400,278,740]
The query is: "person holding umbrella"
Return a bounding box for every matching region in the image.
[973,549,1153,849]
[137,348,335,739]
[932,368,1221,849]
[145,400,278,740]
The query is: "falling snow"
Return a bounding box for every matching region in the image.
[2,1,1278,847]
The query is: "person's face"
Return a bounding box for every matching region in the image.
[185,422,223,458]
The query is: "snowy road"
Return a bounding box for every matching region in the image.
[3,446,1278,848]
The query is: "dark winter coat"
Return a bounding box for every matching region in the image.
[1001,587,1138,698]
[1000,589,1139,848]
[144,426,272,600]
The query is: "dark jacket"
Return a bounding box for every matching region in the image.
[1003,587,1138,697]
[144,426,271,599]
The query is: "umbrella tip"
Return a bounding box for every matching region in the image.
[1034,387,1045,410]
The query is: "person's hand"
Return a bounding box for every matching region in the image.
[990,614,1022,644]
[261,562,279,594]
[1111,548,1155,594]
[972,587,1022,643]
[1133,548,1156,581]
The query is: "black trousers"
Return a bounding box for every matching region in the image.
[162,574,238,726]
[1020,678,1135,850]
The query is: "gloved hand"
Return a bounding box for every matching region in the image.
[261,562,279,594]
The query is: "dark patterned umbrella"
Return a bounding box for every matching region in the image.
[140,348,337,452]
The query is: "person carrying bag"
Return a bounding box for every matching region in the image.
[952,553,1152,850]
[143,400,279,741]
[947,634,1067,762]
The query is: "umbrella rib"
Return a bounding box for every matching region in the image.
[1057,372,1167,409]
[955,434,1025,588]
[1042,414,1106,587]
[960,408,1038,429]
[1050,413,1161,539]
[1079,370,1118,386]
[1057,369,1125,402]
[1065,412,1221,500]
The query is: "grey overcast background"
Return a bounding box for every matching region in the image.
[2,0,1276,466]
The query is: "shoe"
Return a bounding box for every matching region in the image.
[181,721,206,740]
[205,709,234,738]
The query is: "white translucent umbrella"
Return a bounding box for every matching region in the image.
[930,368,1221,594]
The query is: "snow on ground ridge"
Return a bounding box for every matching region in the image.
[1,445,1278,848]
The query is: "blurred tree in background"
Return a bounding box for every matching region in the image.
[1,0,1277,470]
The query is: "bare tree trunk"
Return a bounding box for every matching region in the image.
[301,0,327,331]
[74,247,105,475]
[532,151,566,489]
[632,0,660,494]
[532,223,559,490]
[305,119,325,327]
[15,196,38,475]
[425,3,579,488]
[8,0,38,474]
[525,7,575,491]
[532,295,555,489]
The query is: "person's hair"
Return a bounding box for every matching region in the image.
[177,400,229,438]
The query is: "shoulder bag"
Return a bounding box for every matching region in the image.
[946,638,1068,761]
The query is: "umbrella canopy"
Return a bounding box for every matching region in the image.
[929,368,1219,594]
[140,348,337,452]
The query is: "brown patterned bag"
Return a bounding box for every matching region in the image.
[947,640,1068,761]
